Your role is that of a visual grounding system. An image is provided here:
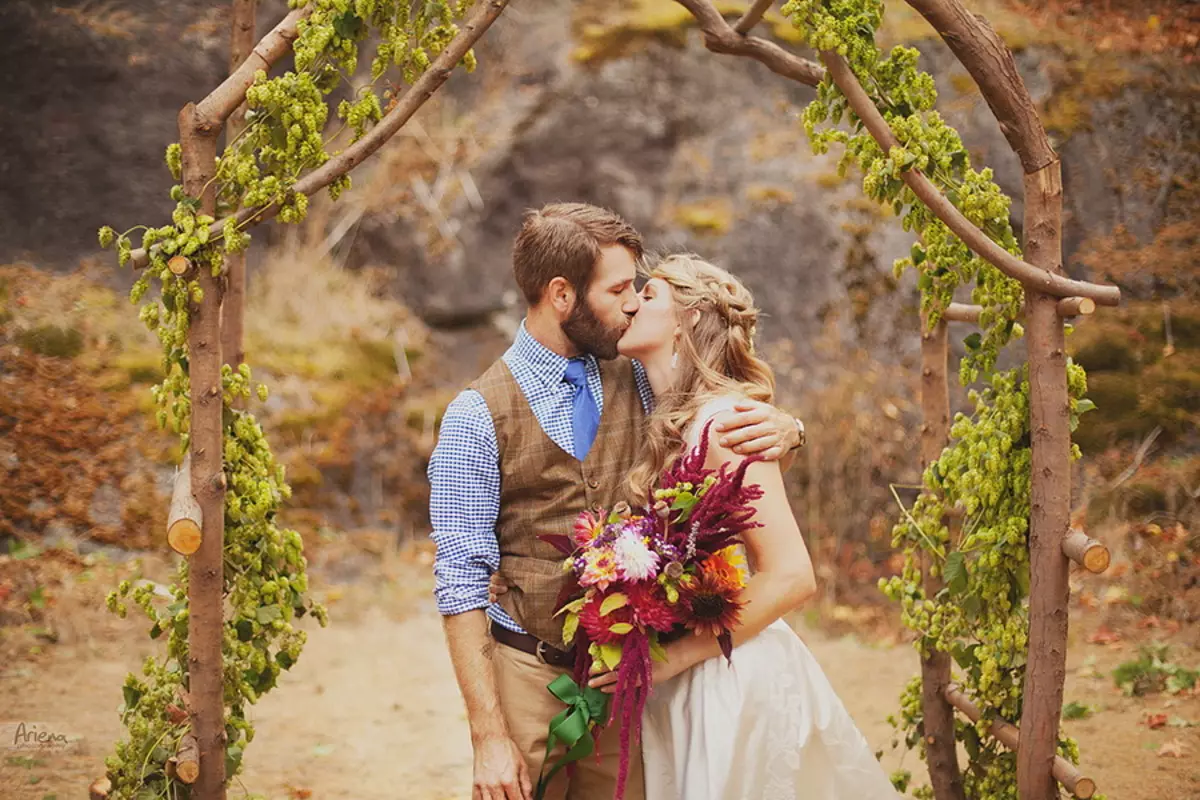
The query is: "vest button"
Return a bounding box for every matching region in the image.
[588,479,600,490]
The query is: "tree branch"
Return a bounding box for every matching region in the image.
[673,0,824,86]
[131,0,510,270]
[903,0,1056,173]
[195,7,311,130]
[941,296,1095,323]
[734,0,778,34]
[821,52,1120,305]
[945,685,1096,799]
[223,0,258,373]
[919,316,968,800]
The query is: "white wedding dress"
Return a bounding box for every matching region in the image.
[640,615,901,800]
[641,403,900,800]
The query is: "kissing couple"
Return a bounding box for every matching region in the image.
[428,203,899,800]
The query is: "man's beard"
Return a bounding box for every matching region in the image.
[562,298,626,360]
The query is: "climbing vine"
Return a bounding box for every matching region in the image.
[781,2,1094,798]
[96,1,481,797]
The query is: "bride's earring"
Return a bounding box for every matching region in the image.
[671,350,678,370]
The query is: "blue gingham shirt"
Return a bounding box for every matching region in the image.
[428,321,654,633]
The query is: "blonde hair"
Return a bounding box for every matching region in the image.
[627,254,775,502]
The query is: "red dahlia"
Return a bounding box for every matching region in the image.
[578,592,635,645]
[626,582,679,633]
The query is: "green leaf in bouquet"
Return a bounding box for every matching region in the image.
[562,611,580,646]
[599,593,628,617]
[555,597,586,617]
[670,491,698,522]
[608,622,634,635]
[649,635,668,663]
[597,643,622,672]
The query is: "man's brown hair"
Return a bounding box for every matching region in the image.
[511,203,644,305]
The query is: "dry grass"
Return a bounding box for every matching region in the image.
[244,222,427,384]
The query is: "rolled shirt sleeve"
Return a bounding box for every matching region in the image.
[428,390,501,616]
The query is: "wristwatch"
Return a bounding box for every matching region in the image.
[790,416,806,450]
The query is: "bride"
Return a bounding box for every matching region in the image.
[586,253,900,800]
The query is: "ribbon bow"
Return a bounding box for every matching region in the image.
[533,674,611,799]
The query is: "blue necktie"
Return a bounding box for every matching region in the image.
[563,359,600,461]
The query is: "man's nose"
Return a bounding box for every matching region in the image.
[622,294,641,315]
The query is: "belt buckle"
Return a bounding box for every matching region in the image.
[535,640,550,665]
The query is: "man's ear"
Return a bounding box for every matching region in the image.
[547,276,576,316]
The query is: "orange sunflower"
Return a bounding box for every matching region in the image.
[703,547,747,592]
[680,558,745,639]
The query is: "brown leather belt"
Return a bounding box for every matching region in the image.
[490,621,576,669]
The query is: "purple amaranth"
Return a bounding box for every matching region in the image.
[608,630,652,800]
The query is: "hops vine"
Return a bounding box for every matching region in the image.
[95,1,483,797]
[780,2,1096,798]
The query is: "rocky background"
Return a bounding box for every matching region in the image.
[1,0,1196,606]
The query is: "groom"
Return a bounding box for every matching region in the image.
[428,202,805,800]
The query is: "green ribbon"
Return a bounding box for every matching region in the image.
[533,674,610,799]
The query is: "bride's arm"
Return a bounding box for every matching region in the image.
[671,423,817,665]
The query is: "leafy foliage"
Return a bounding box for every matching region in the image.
[1113,644,1199,697]
[95,1,484,797]
[780,2,1095,797]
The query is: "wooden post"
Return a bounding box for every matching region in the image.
[178,100,227,800]
[1018,161,1071,800]
[920,314,967,800]
[221,0,256,372]
[1062,529,1110,574]
[945,685,1096,799]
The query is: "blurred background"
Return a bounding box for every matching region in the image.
[0,1,1196,798]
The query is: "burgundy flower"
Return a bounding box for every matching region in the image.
[578,591,635,645]
[626,582,679,633]
[680,562,745,639]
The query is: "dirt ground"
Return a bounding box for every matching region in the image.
[0,549,1197,800]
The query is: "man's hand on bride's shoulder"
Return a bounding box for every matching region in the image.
[712,399,804,461]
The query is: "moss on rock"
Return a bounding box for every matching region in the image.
[572,0,803,65]
[673,198,733,235]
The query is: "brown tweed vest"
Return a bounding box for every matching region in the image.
[469,356,644,646]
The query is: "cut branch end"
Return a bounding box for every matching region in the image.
[168,256,193,277]
[1057,296,1096,317]
[1062,528,1110,574]
[89,777,112,800]
[172,732,200,784]
[168,454,203,555]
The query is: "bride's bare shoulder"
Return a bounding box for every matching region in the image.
[684,393,750,450]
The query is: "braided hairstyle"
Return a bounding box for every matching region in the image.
[627,253,776,503]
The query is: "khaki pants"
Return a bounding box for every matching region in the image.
[493,639,645,800]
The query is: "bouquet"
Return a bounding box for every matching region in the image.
[533,425,765,799]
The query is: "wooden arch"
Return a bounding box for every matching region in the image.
[119,2,1120,799]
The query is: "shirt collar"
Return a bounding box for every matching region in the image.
[510,319,595,388]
